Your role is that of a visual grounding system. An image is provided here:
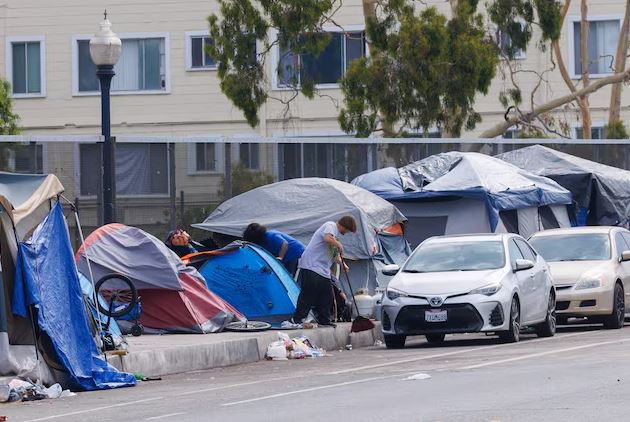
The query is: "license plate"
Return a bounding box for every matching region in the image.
[425,310,447,322]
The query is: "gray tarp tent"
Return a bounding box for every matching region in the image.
[0,172,64,381]
[497,145,630,226]
[353,152,573,247]
[193,178,409,293]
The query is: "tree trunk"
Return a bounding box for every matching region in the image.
[480,69,630,137]
[608,0,630,125]
[362,0,377,20]
[579,0,592,139]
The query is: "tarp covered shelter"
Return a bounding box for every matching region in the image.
[497,144,630,226]
[194,242,300,325]
[193,178,409,293]
[0,173,64,381]
[12,203,136,390]
[352,152,573,247]
[76,224,242,334]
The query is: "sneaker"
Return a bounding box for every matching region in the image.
[319,322,337,328]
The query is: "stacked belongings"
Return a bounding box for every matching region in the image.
[75,224,243,334]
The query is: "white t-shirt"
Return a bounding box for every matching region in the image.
[298,221,340,278]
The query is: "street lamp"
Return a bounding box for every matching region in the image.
[90,12,121,224]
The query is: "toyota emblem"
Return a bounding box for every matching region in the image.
[429,297,444,307]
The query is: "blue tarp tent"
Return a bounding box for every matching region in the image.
[353,152,574,247]
[12,203,135,390]
[197,242,300,325]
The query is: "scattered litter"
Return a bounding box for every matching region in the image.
[345,344,353,350]
[265,332,327,360]
[0,415,6,421]
[0,380,74,402]
[404,373,431,381]
[132,373,162,382]
[373,340,384,347]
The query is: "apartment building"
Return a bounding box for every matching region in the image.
[0,0,627,233]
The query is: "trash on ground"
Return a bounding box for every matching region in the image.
[280,320,302,329]
[345,344,353,350]
[404,373,431,381]
[0,380,75,403]
[265,332,327,360]
[374,340,384,347]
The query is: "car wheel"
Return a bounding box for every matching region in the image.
[425,334,446,344]
[604,283,625,329]
[499,297,520,343]
[384,334,406,349]
[535,291,556,337]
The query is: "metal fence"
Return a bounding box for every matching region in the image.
[1,135,628,247]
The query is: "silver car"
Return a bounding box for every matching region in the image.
[381,234,556,348]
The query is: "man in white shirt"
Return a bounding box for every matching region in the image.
[292,215,357,326]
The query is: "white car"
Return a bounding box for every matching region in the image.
[381,234,556,348]
[529,227,630,328]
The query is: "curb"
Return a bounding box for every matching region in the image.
[108,322,384,377]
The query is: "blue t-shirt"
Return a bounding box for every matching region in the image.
[261,230,305,262]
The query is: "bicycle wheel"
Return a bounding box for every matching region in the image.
[95,273,138,318]
[224,320,271,332]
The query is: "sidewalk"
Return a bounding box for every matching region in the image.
[107,322,384,377]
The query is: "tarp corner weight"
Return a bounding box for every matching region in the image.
[11,203,136,391]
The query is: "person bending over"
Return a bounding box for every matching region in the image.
[243,223,305,277]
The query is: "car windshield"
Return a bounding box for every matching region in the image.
[402,241,505,273]
[529,233,611,262]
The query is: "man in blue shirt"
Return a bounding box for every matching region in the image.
[243,223,305,277]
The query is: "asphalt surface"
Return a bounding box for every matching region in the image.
[3,322,630,422]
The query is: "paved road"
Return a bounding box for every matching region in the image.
[3,323,630,422]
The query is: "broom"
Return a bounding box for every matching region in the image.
[340,256,375,333]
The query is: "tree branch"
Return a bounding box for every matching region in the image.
[609,0,630,125]
[480,69,630,138]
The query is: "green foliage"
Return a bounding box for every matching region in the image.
[219,161,276,198]
[605,120,630,139]
[340,1,498,137]
[0,80,20,135]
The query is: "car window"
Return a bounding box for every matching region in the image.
[529,233,611,262]
[615,232,628,258]
[621,232,630,252]
[508,239,524,266]
[402,241,505,273]
[515,239,536,262]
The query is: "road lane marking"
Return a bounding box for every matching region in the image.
[222,375,395,406]
[329,330,593,375]
[144,413,186,420]
[173,375,305,397]
[460,337,630,370]
[22,397,163,422]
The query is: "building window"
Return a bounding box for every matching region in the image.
[278,31,366,87]
[497,31,526,59]
[6,37,45,96]
[502,129,520,139]
[0,143,43,173]
[573,19,620,77]
[575,126,606,139]
[279,143,370,181]
[75,35,168,94]
[238,143,260,170]
[187,33,215,70]
[195,143,219,172]
[80,143,168,196]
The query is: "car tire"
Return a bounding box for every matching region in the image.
[535,290,556,337]
[384,334,406,349]
[604,283,625,329]
[425,334,446,344]
[499,297,520,343]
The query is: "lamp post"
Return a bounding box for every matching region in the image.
[89,12,121,224]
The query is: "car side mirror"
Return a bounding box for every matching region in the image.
[382,264,400,276]
[621,251,630,262]
[514,259,534,272]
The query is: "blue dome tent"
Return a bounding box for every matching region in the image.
[194,242,300,326]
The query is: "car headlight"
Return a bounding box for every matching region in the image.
[575,275,603,290]
[470,283,502,296]
[386,287,408,300]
